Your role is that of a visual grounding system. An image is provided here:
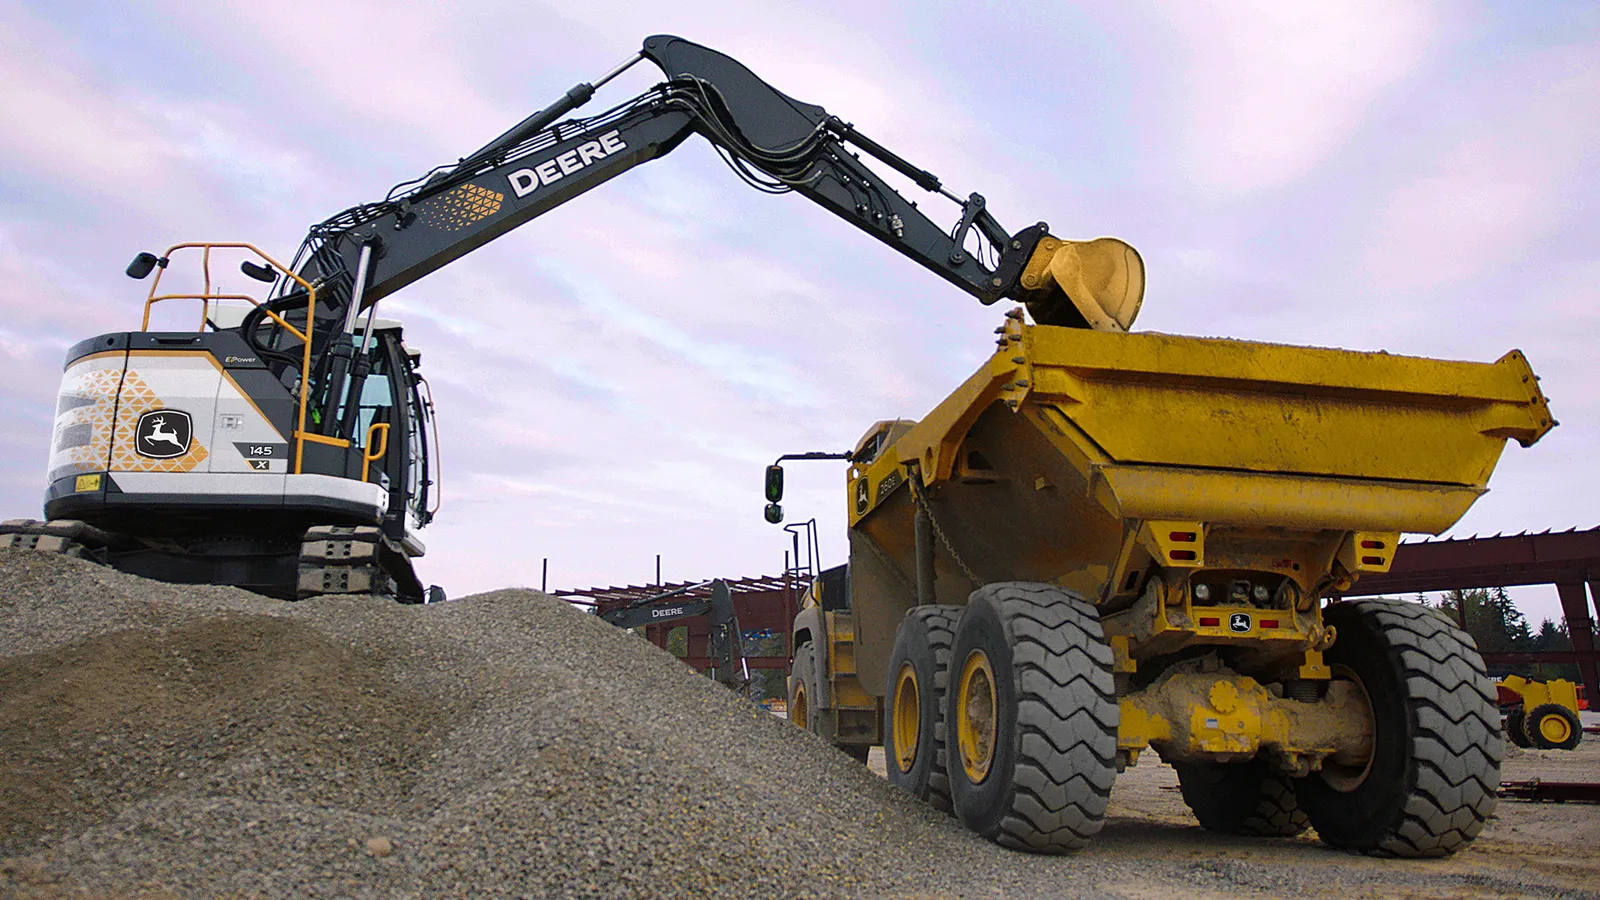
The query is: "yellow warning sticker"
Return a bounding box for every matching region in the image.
[75,473,102,492]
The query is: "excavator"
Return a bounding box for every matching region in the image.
[3,35,1140,602]
[594,578,750,692]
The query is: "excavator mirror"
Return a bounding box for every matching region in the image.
[240,260,277,283]
[764,465,784,503]
[125,252,160,280]
[764,503,784,524]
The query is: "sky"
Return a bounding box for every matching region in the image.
[0,1,1595,625]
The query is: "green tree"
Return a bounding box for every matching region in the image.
[1429,587,1536,678]
[1530,617,1580,681]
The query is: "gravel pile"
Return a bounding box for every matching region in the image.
[0,550,1039,899]
[5,550,1592,900]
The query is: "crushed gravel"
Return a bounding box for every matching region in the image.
[2,549,1595,899]
[0,551,1013,899]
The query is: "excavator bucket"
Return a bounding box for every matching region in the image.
[1021,237,1145,332]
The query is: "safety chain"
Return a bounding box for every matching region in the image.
[909,470,983,589]
[858,528,917,597]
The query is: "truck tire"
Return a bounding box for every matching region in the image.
[1526,703,1582,750]
[1296,599,1500,857]
[1505,705,1532,748]
[884,605,961,813]
[946,582,1118,853]
[789,643,818,736]
[1174,760,1309,836]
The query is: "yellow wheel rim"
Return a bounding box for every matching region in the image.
[891,662,921,774]
[1538,712,1572,745]
[791,681,808,729]
[956,649,998,784]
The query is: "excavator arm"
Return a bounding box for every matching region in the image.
[292,35,1140,330]
[598,578,749,690]
[245,34,1145,445]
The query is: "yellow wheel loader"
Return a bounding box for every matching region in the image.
[767,240,1555,857]
[1499,675,1584,750]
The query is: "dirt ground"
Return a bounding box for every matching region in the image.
[867,714,1600,898]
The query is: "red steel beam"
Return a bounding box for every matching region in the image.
[1563,580,1600,704]
[1341,527,1600,595]
[1499,780,1600,803]
[1334,528,1600,702]
[1482,651,1600,664]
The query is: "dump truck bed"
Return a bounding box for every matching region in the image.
[887,323,1553,531]
[843,315,1553,693]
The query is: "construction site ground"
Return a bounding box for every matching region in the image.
[2,550,1595,900]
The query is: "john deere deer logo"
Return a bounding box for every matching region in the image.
[135,410,193,459]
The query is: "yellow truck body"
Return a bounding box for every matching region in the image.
[788,304,1552,857]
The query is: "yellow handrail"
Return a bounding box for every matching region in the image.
[362,422,390,483]
[141,243,320,474]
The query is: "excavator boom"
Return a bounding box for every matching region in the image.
[294,35,1112,330]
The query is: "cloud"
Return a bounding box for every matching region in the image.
[1164,0,1440,195]
[1360,46,1600,292]
[168,0,513,153]
[536,258,824,408]
[0,5,170,199]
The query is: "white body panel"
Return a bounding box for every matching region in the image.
[107,472,388,520]
[48,349,290,482]
[46,351,123,484]
[48,348,383,512]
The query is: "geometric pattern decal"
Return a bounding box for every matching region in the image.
[48,367,120,481]
[110,370,209,473]
[417,182,503,232]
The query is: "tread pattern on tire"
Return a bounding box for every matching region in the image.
[1317,598,1502,858]
[1175,760,1309,837]
[1505,704,1531,748]
[912,605,960,813]
[963,582,1118,853]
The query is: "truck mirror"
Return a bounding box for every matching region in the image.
[764,464,784,502]
[764,503,784,524]
[125,252,160,280]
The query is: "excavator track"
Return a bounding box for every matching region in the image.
[297,525,424,603]
[3,518,431,603]
[0,518,117,560]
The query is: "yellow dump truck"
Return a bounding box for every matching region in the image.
[770,239,1554,858]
